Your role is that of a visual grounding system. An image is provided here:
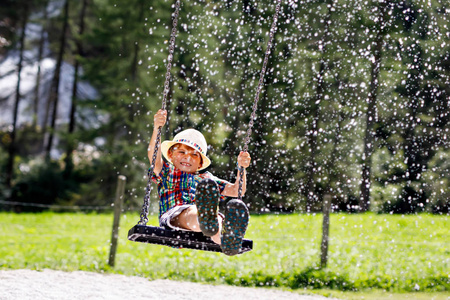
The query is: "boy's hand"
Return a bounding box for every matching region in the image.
[237,151,251,169]
[154,109,167,128]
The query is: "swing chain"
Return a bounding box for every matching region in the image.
[162,0,181,111]
[139,0,181,225]
[139,128,163,225]
[238,0,282,201]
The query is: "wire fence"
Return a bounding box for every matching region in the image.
[0,200,112,211]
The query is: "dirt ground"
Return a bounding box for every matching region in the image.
[0,269,337,300]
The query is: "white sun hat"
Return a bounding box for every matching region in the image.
[160,128,211,171]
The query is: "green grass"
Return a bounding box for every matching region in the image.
[0,212,449,295]
[308,289,450,300]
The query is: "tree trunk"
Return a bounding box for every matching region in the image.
[252,40,277,210]
[6,3,29,188]
[305,0,333,212]
[64,0,88,178]
[305,88,321,212]
[225,39,252,171]
[130,0,145,82]
[325,101,344,195]
[46,0,70,158]
[359,5,386,212]
[33,0,49,131]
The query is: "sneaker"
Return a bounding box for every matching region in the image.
[195,179,220,236]
[221,199,249,256]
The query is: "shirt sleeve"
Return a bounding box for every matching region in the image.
[205,172,229,194]
[150,160,170,184]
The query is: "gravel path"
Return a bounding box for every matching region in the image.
[0,269,337,300]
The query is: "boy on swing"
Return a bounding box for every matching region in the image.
[149,109,251,256]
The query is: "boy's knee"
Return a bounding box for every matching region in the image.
[198,178,217,188]
[186,205,198,215]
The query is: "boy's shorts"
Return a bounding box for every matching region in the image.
[159,204,192,231]
[159,204,224,232]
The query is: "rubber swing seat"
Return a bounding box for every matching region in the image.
[127,225,253,254]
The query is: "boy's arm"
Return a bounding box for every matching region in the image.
[148,109,167,175]
[221,151,251,197]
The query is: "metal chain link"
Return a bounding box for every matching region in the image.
[139,0,181,225]
[238,0,282,201]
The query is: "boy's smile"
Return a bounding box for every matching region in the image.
[168,144,203,173]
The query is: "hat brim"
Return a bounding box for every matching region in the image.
[161,140,211,171]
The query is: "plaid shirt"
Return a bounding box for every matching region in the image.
[151,161,229,218]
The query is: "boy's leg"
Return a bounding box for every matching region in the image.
[221,199,249,256]
[210,215,223,244]
[170,205,223,245]
[195,179,220,236]
[170,205,201,232]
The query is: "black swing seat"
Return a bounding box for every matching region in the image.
[128,225,253,254]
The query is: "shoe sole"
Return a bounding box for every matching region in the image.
[195,179,220,237]
[221,199,249,256]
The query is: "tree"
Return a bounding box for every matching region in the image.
[64,0,88,178]
[5,2,30,188]
[32,0,49,131]
[359,0,392,212]
[304,0,336,212]
[45,0,70,158]
[374,0,450,213]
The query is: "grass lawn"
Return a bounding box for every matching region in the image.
[0,211,448,298]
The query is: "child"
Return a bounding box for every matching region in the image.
[149,109,251,256]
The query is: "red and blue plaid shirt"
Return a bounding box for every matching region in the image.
[151,161,229,218]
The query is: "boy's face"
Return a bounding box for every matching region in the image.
[168,143,203,173]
